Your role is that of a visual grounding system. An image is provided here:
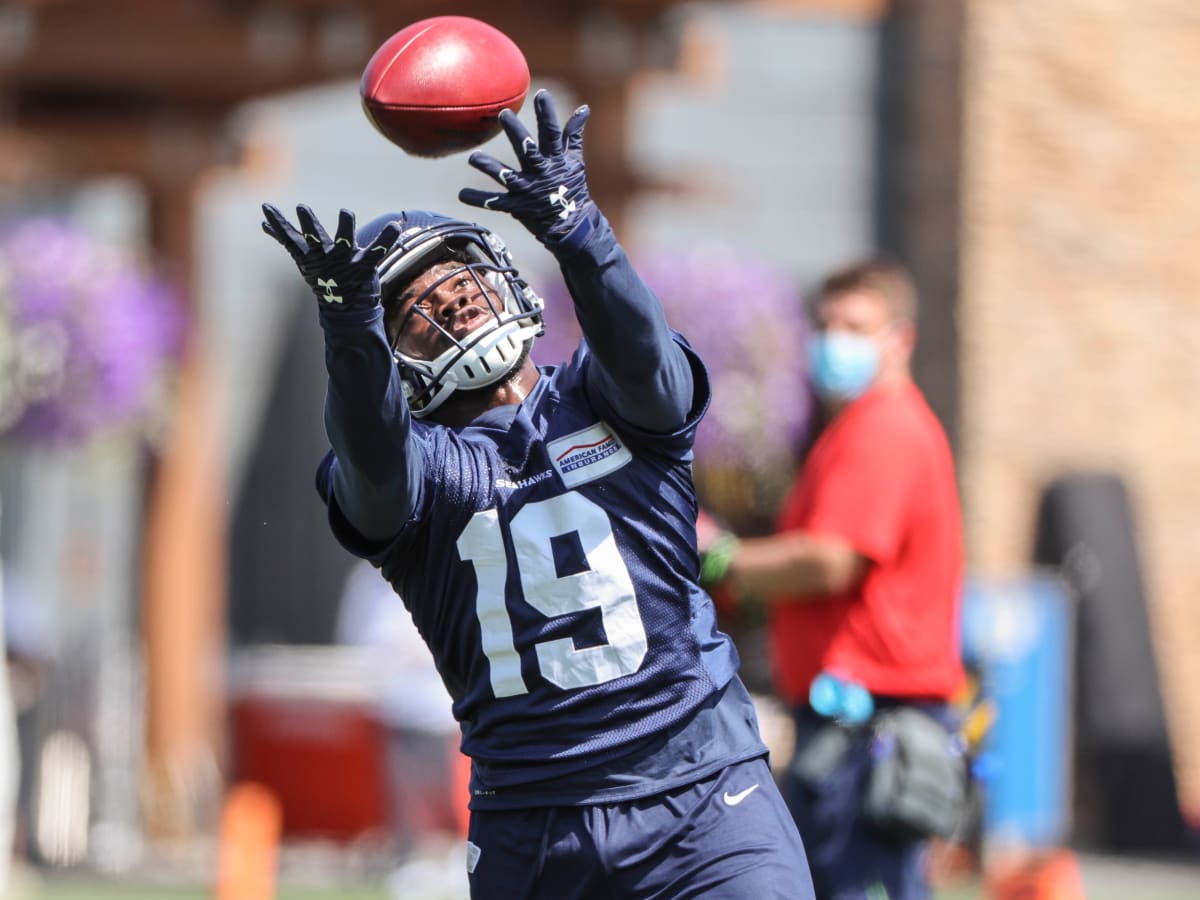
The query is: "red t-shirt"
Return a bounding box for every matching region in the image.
[768,380,965,705]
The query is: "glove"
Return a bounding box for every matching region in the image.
[459,89,600,255]
[698,530,740,589]
[696,507,740,588]
[261,204,401,313]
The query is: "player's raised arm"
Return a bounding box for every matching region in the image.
[261,203,423,541]
[458,89,695,433]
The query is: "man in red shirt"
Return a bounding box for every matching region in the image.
[702,258,965,899]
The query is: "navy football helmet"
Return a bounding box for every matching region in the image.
[358,210,544,418]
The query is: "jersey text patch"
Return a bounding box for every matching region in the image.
[547,422,632,488]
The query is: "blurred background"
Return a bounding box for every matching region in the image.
[0,0,1197,898]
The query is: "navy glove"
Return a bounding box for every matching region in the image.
[459,89,600,255]
[261,204,400,312]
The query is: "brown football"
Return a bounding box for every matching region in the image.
[360,16,530,158]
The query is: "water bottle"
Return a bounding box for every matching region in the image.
[808,672,844,719]
[839,680,875,724]
[808,671,875,724]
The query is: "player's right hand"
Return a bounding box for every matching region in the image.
[261,204,401,311]
[458,89,599,256]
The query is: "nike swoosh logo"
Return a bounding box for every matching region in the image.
[722,784,760,806]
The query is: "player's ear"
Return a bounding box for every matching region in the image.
[891,319,917,364]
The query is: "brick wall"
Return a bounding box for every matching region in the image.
[959,0,1200,817]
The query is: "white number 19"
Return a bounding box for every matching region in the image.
[456,492,648,698]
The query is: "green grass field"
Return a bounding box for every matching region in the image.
[11,874,393,900]
[12,851,1199,900]
[28,885,387,900]
[18,873,1200,900]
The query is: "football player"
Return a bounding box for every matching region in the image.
[262,89,813,899]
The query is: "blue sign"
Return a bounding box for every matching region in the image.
[961,573,1073,847]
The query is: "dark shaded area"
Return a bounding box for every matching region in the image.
[1033,472,1195,855]
[873,0,964,454]
[228,294,355,645]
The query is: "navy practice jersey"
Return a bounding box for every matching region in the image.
[316,337,749,793]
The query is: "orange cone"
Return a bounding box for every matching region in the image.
[986,849,1086,900]
[450,745,472,839]
[215,782,283,900]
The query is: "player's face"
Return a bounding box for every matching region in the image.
[387,260,504,360]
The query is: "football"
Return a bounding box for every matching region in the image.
[360,16,530,158]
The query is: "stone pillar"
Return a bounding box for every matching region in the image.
[875,0,966,449]
[141,173,227,839]
[958,0,1200,818]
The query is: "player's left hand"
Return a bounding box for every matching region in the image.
[459,89,599,255]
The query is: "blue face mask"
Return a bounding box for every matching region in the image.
[807,332,879,402]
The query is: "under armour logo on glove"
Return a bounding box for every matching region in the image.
[549,185,576,220]
[260,204,401,315]
[459,89,600,256]
[317,277,344,304]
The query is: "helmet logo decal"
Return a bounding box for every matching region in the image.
[316,277,343,304]
[483,231,510,259]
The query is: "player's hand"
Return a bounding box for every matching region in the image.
[459,89,599,255]
[261,204,401,311]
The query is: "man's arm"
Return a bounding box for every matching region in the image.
[459,90,693,431]
[727,531,869,600]
[261,203,422,542]
[559,218,694,431]
[321,307,424,541]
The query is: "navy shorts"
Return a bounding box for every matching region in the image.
[466,756,814,900]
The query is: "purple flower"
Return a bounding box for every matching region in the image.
[0,218,187,446]
[534,244,815,471]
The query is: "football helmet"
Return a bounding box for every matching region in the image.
[358,210,544,418]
